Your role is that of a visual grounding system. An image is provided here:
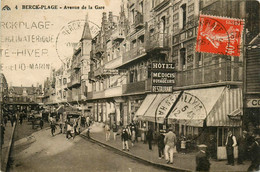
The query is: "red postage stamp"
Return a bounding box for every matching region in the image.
[196,14,244,56]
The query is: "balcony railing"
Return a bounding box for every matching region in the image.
[86,91,93,99]
[122,78,152,95]
[105,56,123,69]
[145,32,169,52]
[111,29,124,42]
[92,90,105,99]
[122,44,146,64]
[105,86,123,97]
[175,61,242,87]
[134,12,144,29]
[68,73,81,88]
[94,67,103,77]
[95,42,105,54]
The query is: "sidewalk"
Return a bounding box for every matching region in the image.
[1,122,16,172]
[81,123,250,172]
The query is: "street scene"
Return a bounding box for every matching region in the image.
[1,0,260,171]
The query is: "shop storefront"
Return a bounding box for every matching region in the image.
[134,86,243,159]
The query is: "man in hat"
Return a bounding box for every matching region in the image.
[196,144,210,171]
[247,133,260,172]
[164,127,177,164]
[225,130,237,166]
[237,130,247,164]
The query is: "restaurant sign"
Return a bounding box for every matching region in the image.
[151,62,175,93]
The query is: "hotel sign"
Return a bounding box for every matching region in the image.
[151,62,175,93]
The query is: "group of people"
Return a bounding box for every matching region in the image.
[49,116,81,140]
[104,122,138,150]
[225,130,260,171]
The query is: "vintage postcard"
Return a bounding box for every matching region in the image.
[1,0,259,171]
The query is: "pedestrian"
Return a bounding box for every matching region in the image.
[1,124,5,146]
[146,126,153,150]
[4,116,8,127]
[86,116,90,127]
[66,123,73,139]
[40,119,44,129]
[237,130,247,165]
[247,133,260,172]
[208,134,217,159]
[131,129,136,147]
[225,130,237,166]
[19,115,23,125]
[196,144,210,171]
[50,120,56,136]
[105,123,111,141]
[121,127,129,151]
[157,130,165,159]
[180,135,187,154]
[164,127,177,164]
[112,122,118,140]
[10,116,14,127]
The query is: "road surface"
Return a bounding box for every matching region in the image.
[9,126,168,172]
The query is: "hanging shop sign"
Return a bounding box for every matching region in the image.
[151,62,175,93]
[247,98,260,108]
[103,69,119,75]
[196,14,244,56]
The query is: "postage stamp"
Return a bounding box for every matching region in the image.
[196,14,244,56]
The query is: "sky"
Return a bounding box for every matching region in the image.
[0,0,121,87]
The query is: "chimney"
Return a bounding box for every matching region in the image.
[108,12,113,23]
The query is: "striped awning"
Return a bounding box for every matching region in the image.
[206,87,242,127]
[133,94,157,121]
[143,93,176,123]
[168,87,225,127]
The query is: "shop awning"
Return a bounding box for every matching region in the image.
[206,87,242,127]
[143,93,181,123]
[133,94,157,121]
[135,86,242,127]
[167,87,225,127]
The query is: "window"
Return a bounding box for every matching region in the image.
[180,48,186,66]
[173,13,179,22]
[63,78,67,85]
[181,4,186,29]
[139,1,143,14]
[187,15,194,27]
[188,4,194,13]
[187,54,194,63]
[173,3,179,12]
[173,23,179,33]
[131,9,135,24]
[63,91,66,98]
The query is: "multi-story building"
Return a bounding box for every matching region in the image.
[0,73,8,118]
[67,15,92,112]
[7,84,43,113]
[43,68,57,106]
[88,0,174,126]
[88,0,259,160]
